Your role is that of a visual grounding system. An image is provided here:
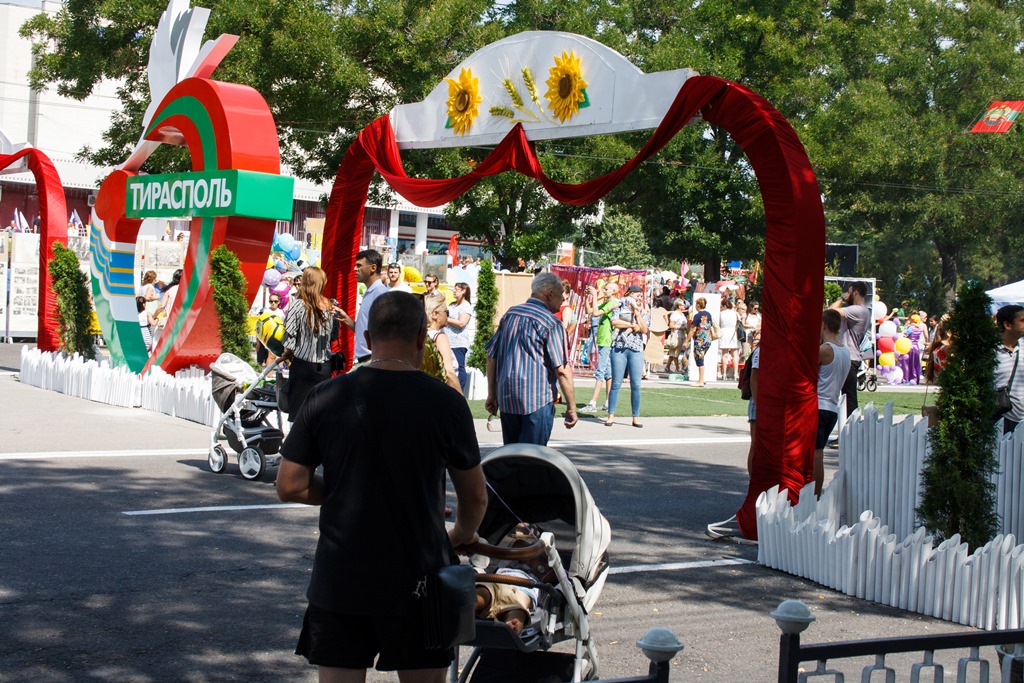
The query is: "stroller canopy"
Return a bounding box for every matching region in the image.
[479,444,611,586]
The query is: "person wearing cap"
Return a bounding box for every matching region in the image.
[485,272,578,445]
[605,284,649,427]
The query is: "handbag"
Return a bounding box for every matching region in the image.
[329,351,346,374]
[275,370,290,414]
[736,324,747,344]
[413,564,478,650]
[711,322,721,341]
[996,350,1018,418]
[350,379,476,649]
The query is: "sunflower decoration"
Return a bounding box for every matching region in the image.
[544,50,588,123]
[444,67,483,136]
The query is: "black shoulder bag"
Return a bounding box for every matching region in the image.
[349,377,476,649]
[996,349,1019,418]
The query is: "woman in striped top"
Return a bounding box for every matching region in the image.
[280,267,341,421]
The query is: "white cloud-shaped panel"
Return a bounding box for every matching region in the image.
[0,128,31,175]
[391,31,697,149]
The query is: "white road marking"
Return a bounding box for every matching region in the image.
[0,448,208,461]
[1,437,750,461]
[481,437,749,449]
[123,503,307,516]
[610,558,754,574]
[118,507,756,576]
[121,503,758,575]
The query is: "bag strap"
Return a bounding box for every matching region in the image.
[1008,347,1019,389]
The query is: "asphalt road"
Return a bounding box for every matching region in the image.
[0,353,976,683]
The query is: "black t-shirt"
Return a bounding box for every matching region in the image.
[281,367,480,615]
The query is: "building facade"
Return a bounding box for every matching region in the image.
[0,0,480,257]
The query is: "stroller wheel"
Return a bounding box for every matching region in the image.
[867,376,878,392]
[208,445,228,474]
[238,447,267,481]
[856,376,866,392]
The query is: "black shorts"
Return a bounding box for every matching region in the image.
[296,602,453,671]
[816,409,839,450]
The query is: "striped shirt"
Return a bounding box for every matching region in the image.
[284,299,334,363]
[485,297,566,415]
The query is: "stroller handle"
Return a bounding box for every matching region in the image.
[457,538,545,560]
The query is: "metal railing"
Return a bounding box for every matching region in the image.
[774,599,1024,682]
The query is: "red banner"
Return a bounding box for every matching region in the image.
[970,101,1024,134]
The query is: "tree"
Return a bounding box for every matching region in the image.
[49,243,96,359]
[20,0,501,181]
[917,281,1000,548]
[804,0,1024,297]
[445,171,589,271]
[467,258,497,372]
[585,211,653,270]
[209,245,253,364]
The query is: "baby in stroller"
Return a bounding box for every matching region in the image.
[476,569,538,634]
[474,531,557,634]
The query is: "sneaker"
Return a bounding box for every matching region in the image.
[582,402,597,413]
[600,403,608,411]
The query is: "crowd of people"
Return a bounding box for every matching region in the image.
[246,249,1024,681]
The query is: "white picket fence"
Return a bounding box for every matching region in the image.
[19,348,220,426]
[757,402,1024,630]
[842,403,1024,542]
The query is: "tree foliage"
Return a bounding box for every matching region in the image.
[805,0,1024,297]
[585,211,653,270]
[19,0,1024,290]
[468,258,497,372]
[49,243,96,359]
[209,245,253,364]
[917,281,1000,549]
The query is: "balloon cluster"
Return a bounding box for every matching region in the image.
[875,318,916,385]
[262,233,308,289]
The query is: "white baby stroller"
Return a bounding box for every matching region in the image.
[454,443,612,683]
[208,353,284,480]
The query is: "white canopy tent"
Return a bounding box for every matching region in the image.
[987,279,1024,312]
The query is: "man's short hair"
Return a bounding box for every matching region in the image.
[531,272,562,296]
[997,304,1024,330]
[368,291,426,343]
[356,249,383,275]
[822,308,842,334]
[847,281,867,298]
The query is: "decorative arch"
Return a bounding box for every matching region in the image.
[0,147,68,352]
[321,74,824,540]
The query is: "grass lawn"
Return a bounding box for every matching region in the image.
[465,385,934,419]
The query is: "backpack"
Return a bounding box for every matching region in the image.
[738,355,753,400]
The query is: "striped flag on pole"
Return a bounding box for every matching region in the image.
[970,101,1024,134]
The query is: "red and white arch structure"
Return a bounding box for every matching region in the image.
[321,32,824,539]
[0,132,67,352]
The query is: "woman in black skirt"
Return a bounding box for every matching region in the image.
[280,267,341,421]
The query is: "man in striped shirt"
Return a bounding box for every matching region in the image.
[485,272,578,445]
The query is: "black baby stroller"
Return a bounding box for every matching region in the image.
[454,443,612,683]
[208,353,284,480]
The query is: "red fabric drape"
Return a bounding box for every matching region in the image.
[321,75,824,539]
[0,148,68,351]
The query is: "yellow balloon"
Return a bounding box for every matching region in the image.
[403,266,423,283]
[894,337,912,355]
[879,352,896,367]
[255,311,285,356]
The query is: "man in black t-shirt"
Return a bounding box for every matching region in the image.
[277,291,487,682]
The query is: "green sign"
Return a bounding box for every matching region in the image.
[126,170,294,220]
